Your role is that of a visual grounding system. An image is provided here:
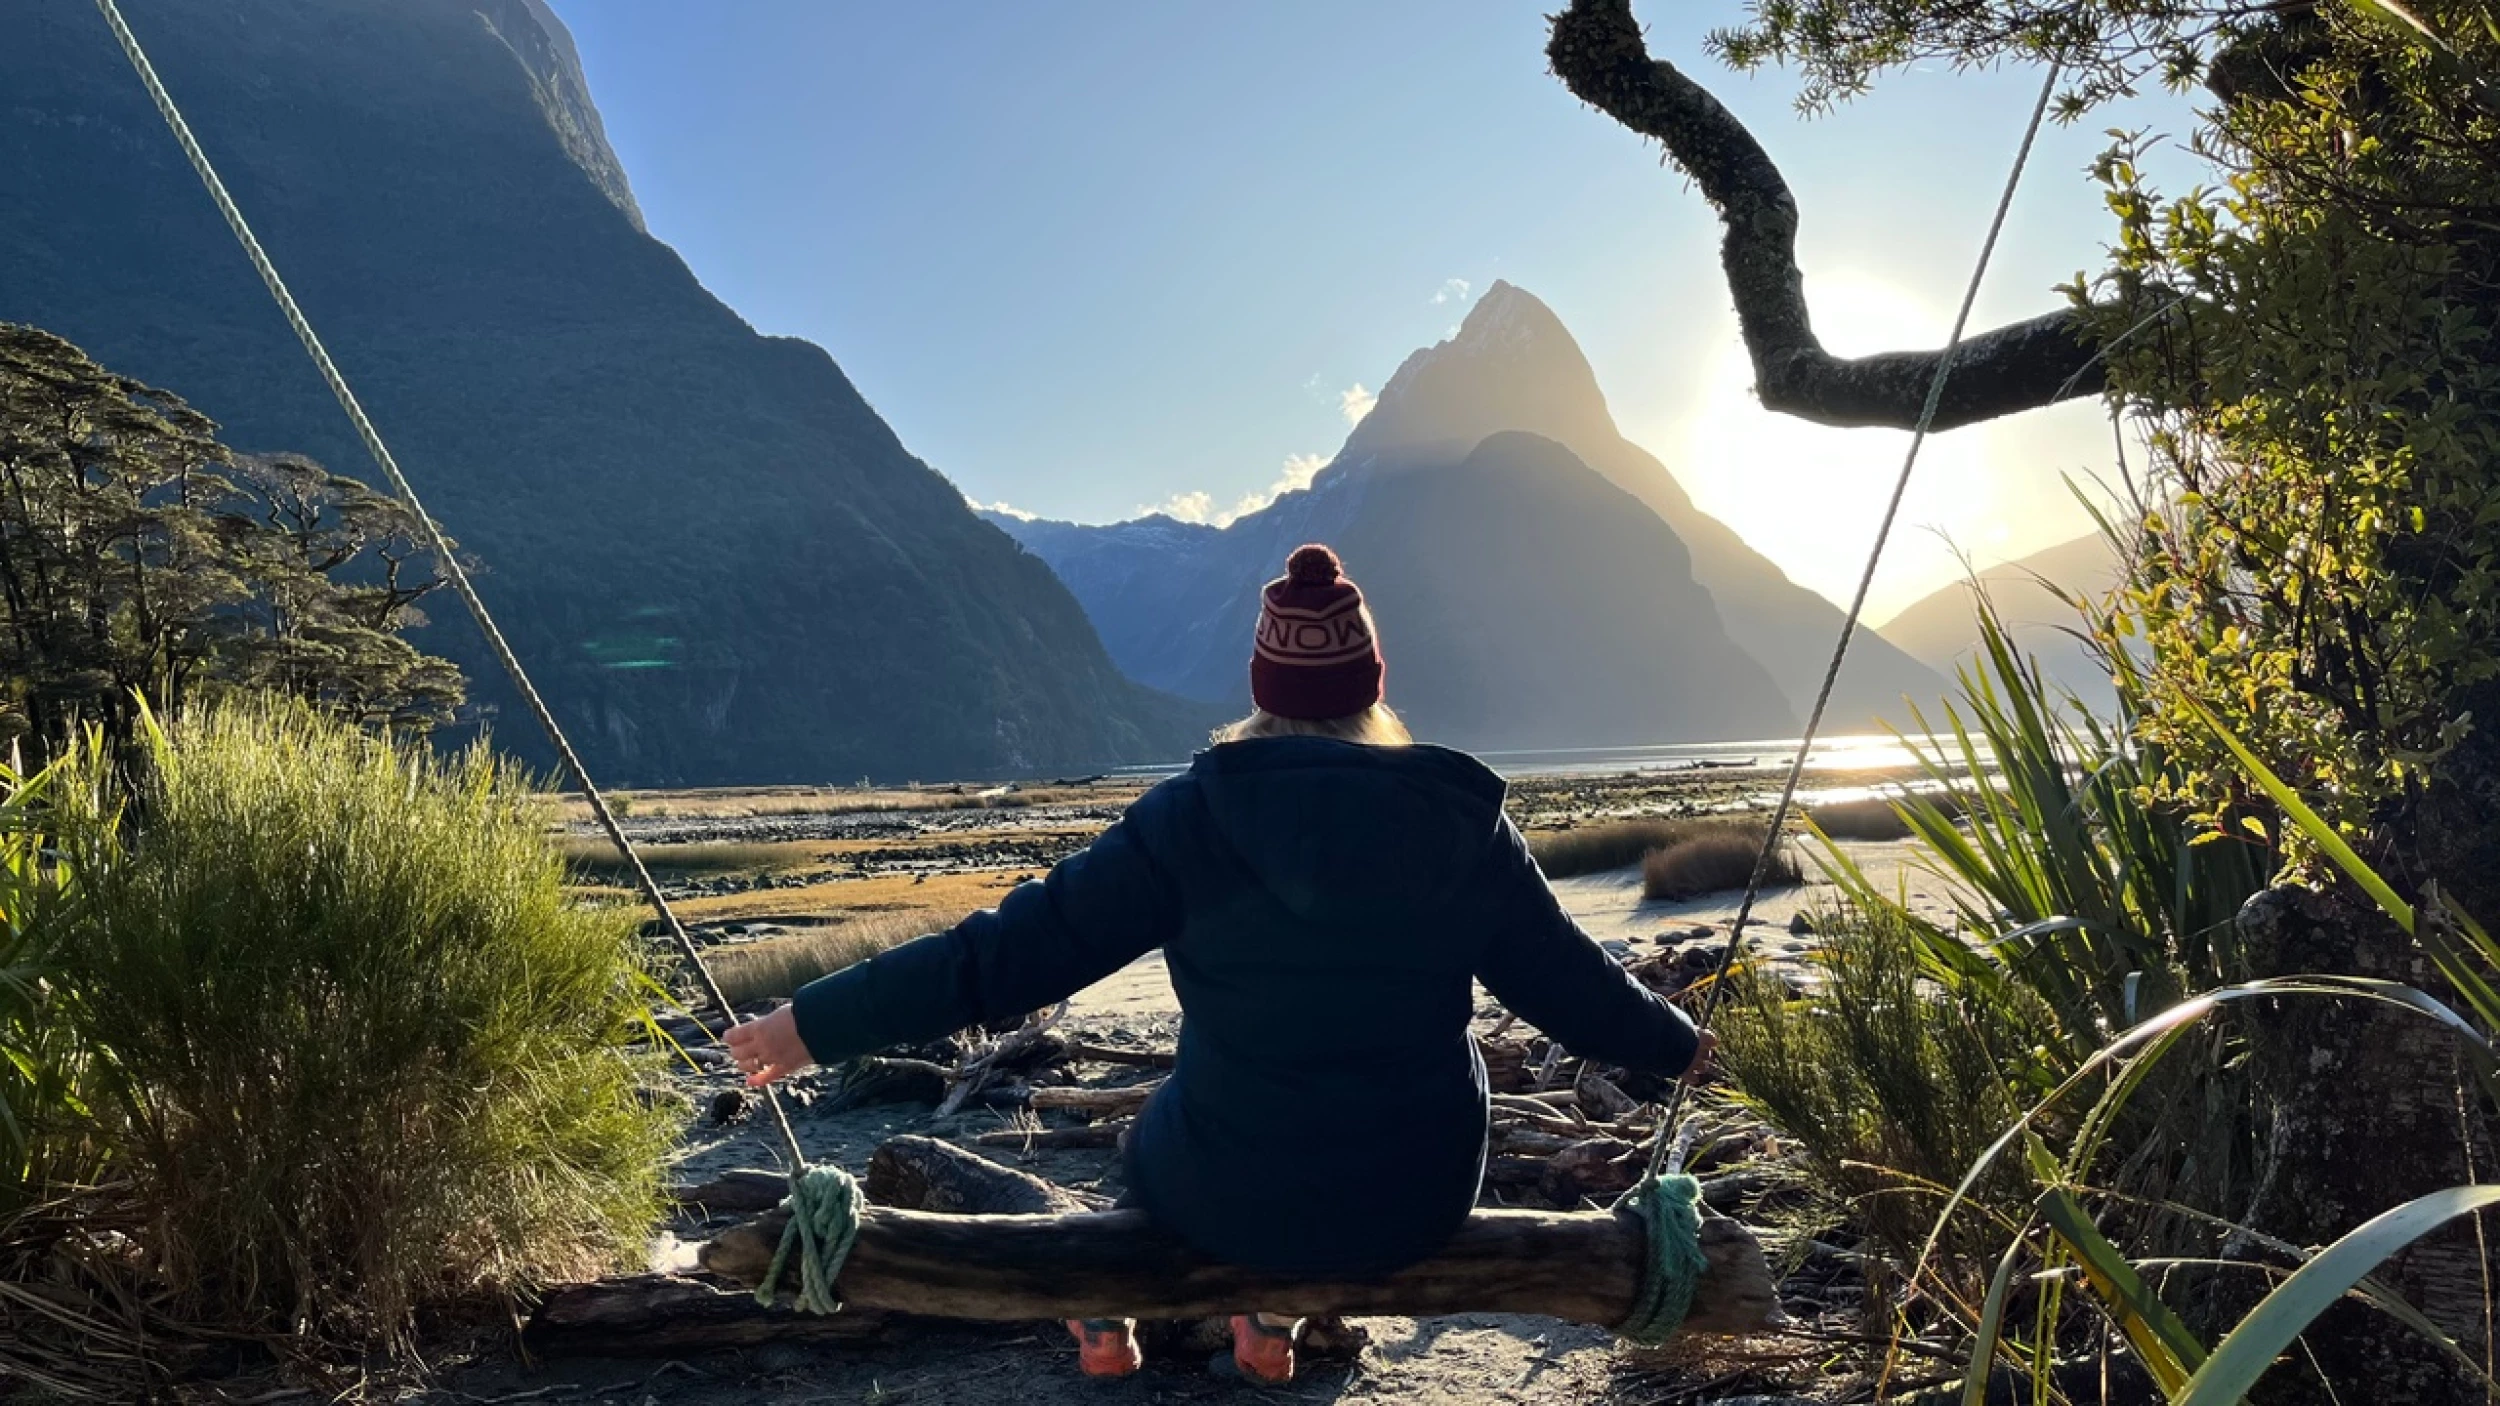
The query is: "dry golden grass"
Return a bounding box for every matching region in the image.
[705,910,970,1005]
[669,869,1025,925]
[1641,826,1801,901]
[550,781,1143,825]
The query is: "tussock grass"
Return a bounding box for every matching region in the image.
[1640,826,1799,900]
[562,837,808,882]
[1804,796,1914,841]
[46,701,674,1347]
[1530,816,1768,880]
[707,909,965,1005]
[0,753,100,1214]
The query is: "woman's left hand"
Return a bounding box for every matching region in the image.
[723,1004,814,1088]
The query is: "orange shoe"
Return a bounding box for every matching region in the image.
[1066,1318,1142,1377]
[1230,1314,1297,1384]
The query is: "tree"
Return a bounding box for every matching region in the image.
[1548,3,2500,1400]
[0,323,462,752]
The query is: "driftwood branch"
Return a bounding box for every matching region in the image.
[1029,1080,1160,1116]
[974,1121,1129,1150]
[540,1137,1777,1355]
[1546,0,2104,429]
[525,1274,895,1356]
[937,1003,1068,1117]
[864,1133,1102,1214]
[1066,1040,1175,1069]
[699,1203,1777,1332]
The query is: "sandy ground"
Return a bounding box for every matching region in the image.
[439,1313,1645,1406]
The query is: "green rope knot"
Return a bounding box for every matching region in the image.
[756,1164,862,1315]
[1614,1171,1707,1345]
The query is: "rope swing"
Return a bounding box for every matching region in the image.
[92,0,2062,1336]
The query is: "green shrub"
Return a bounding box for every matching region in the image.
[1870,604,2274,1060]
[707,910,963,1006]
[1640,826,1798,900]
[1737,597,2275,1309]
[50,701,673,1345]
[1721,901,2055,1271]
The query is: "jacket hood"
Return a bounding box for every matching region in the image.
[1187,737,1508,925]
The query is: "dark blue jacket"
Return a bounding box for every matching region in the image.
[790,737,1699,1277]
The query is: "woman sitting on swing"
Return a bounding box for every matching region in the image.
[727,544,1708,1383]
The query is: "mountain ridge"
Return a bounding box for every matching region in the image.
[2,0,1206,784]
[1877,531,2122,706]
[996,283,1944,741]
[989,301,1806,747]
[1349,282,1945,729]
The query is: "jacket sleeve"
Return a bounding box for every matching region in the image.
[1471,817,1700,1077]
[789,787,1185,1067]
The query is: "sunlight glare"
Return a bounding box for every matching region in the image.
[1677,273,2047,617]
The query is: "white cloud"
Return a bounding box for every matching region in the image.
[966,496,1035,521]
[1138,451,1332,530]
[1272,451,1329,497]
[1140,489,1217,524]
[1431,277,1472,306]
[1339,382,1377,426]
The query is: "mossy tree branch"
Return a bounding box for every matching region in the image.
[1545,0,2107,430]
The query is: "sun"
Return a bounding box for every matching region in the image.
[1676,273,2037,619]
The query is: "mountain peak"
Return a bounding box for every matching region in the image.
[1452,279,1557,345]
[1350,282,1616,456]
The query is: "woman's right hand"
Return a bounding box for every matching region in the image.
[724,1004,815,1088]
[1681,1029,1719,1086]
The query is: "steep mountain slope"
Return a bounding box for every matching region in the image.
[995,433,1799,749]
[1348,283,1945,729]
[1,0,1202,784]
[980,514,1228,687]
[1877,532,2122,706]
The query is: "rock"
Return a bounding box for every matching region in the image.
[1787,912,1815,935]
[707,1088,755,1126]
[1599,939,1635,964]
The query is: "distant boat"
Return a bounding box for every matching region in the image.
[1694,758,1756,769]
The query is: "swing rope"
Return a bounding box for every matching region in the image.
[1612,59,2064,1344]
[96,0,2060,1335]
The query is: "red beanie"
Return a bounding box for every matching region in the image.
[1250,544,1384,720]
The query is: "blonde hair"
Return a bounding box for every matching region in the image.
[1213,703,1412,747]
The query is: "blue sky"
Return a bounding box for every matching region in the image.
[553,1,2204,618]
